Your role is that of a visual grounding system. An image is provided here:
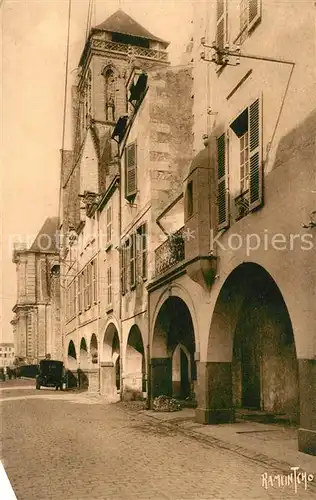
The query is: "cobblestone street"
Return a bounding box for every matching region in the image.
[1,381,315,500]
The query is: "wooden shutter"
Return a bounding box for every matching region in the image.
[217,133,230,230]
[248,0,261,32]
[125,142,137,200]
[107,267,112,306]
[130,233,136,288]
[92,260,97,304]
[106,206,112,243]
[142,223,148,280]
[120,243,125,295]
[248,97,263,211]
[216,0,227,66]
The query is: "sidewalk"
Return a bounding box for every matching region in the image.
[141,408,316,479]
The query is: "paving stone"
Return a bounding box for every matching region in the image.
[1,386,315,500]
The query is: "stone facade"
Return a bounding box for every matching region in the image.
[60,10,171,395]
[148,0,315,456]
[59,5,315,457]
[11,218,61,363]
[0,343,14,368]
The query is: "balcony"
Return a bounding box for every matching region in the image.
[91,38,169,63]
[155,227,185,276]
[235,190,250,221]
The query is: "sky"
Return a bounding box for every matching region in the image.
[1,0,193,342]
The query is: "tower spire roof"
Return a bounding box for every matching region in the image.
[92,9,169,47]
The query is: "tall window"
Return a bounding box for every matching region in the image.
[238,0,262,42]
[104,68,116,122]
[87,264,92,308]
[106,205,112,244]
[227,97,262,222]
[121,239,129,295]
[240,131,249,193]
[78,273,83,313]
[216,0,228,66]
[125,141,137,200]
[137,223,148,281]
[92,260,97,304]
[83,268,88,309]
[130,233,137,288]
[240,0,248,33]
[107,267,112,306]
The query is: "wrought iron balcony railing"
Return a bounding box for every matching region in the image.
[235,190,250,221]
[155,227,185,276]
[91,39,168,62]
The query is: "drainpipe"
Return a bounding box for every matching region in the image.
[146,272,151,410]
[96,208,100,392]
[117,140,123,401]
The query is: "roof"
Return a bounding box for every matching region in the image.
[188,147,210,175]
[92,9,169,47]
[29,217,59,253]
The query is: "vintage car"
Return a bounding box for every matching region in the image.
[0,368,5,382]
[36,360,66,390]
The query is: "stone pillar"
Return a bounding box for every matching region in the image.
[298,359,316,456]
[100,362,117,398]
[151,357,172,399]
[122,374,143,401]
[195,361,235,424]
[86,368,100,393]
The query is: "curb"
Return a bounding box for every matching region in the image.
[141,411,316,489]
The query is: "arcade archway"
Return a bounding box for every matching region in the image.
[205,263,299,424]
[100,323,121,398]
[90,333,98,365]
[151,296,196,401]
[67,340,77,370]
[124,325,146,400]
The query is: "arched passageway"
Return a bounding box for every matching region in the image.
[78,337,89,389]
[67,340,77,369]
[67,340,78,388]
[124,325,146,400]
[201,263,299,425]
[90,333,98,365]
[151,297,196,401]
[100,323,120,399]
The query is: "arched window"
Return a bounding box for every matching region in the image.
[104,68,116,122]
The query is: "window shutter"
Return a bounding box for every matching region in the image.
[142,223,148,280]
[130,233,136,288]
[125,142,137,200]
[248,0,261,32]
[216,0,227,66]
[92,260,97,304]
[107,267,112,306]
[106,206,112,243]
[248,97,263,211]
[121,244,125,296]
[217,133,230,230]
